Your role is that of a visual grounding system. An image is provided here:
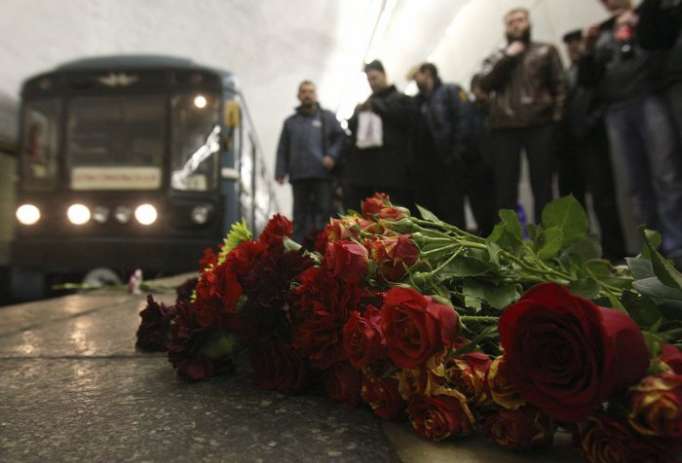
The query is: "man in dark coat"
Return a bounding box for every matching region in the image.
[345,60,417,212]
[275,80,345,243]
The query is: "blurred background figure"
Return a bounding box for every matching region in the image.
[345,60,416,212]
[580,0,682,266]
[556,29,626,259]
[411,62,468,227]
[478,7,566,224]
[275,80,345,244]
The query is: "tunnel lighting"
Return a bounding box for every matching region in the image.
[93,206,110,224]
[115,206,132,224]
[135,204,158,226]
[193,94,208,109]
[190,205,211,225]
[16,204,41,225]
[67,204,91,225]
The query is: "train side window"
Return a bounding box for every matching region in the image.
[21,100,60,191]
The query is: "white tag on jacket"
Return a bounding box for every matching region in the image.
[356,111,383,149]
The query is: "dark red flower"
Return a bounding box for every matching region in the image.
[342,307,385,369]
[577,415,673,463]
[175,277,198,305]
[324,240,369,284]
[199,247,218,270]
[661,344,682,374]
[361,374,405,420]
[381,287,459,369]
[136,295,175,352]
[259,214,293,248]
[407,392,474,441]
[499,283,650,422]
[249,340,308,394]
[325,362,362,407]
[483,406,555,450]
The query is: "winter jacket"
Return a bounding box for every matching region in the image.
[478,42,566,129]
[275,105,345,181]
[346,85,417,188]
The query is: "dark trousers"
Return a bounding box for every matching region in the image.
[343,185,415,215]
[491,125,555,223]
[606,94,682,258]
[462,155,498,237]
[291,179,333,244]
[665,82,682,143]
[557,127,627,259]
[414,155,466,228]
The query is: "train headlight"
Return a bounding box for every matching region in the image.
[135,204,157,226]
[193,94,207,109]
[16,204,41,225]
[93,206,110,224]
[115,206,132,224]
[190,205,212,225]
[67,204,91,225]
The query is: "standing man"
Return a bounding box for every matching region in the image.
[345,60,416,212]
[478,7,566,223]
[557,30,626,260]
[275,80,345,244]
[581,0,682,266]
[412,62,468,227]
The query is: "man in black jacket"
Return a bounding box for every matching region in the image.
[478,7,566,223]
[275,80,345,243]
[345,60,416,212]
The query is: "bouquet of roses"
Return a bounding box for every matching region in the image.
[137,193,682,463]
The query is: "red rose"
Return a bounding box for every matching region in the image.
[342,307,385,369]
[324,240,369,284]
[259,214,293,247]
[325,362,362,407]
[249,340,308,394]
[485,356,526,410]
[407,392,474,441]
[367,235,420,281]
[577,415,673,463]
[483,406,555,450]
[361,192,390,217]
[499,283,649,422]
[628,374,682,439]
[361,374,405,420]
[444,352,491,405]
[381,287,459,369]
[661,344,682,374]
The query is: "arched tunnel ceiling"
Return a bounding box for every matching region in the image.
[0,0,610,213]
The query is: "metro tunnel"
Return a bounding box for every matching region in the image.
[1,1,681,462]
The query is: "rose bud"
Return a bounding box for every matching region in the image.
[378,206,409,221]
[361,192,391,218]
[661,344,682,375]
[325,362,362,407]
[577,415,673,463]
[486,356,526,410]
[361,374,406,420]
[483,406,555,450]
[628,374,682,439]
[499,283,649,422]
[325,240,369,284]
[397,354,447,400]
[368,235,420,282]
[444,352,492,405]
[259,214,293,247]
[407,390,475,441]
[381,287,459,369]
[342,307,385,369]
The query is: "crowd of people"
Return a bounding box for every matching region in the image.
[274,0,682,268]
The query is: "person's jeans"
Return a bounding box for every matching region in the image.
[606,94,682,257]
[491,125,555,223]
[291,179,333,244]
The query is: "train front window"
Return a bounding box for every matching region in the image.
[67,96,164,190]
[171,93,219,192]
[21,99,60,191]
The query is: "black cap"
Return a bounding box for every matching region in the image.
[562,29,583,43]
[364,59,385,74]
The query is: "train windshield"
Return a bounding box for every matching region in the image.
[67,95,165,190]
[21,99,61,191]
[170,93,220,192]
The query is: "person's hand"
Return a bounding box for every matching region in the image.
[322,155,335,171]
[617,10,639,27]
[505,41,526,56]
[275,175,286,185]
[584,24,601,51]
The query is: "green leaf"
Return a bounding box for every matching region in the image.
[462,280,520,310]
[621,292,663,329]
[641,331,664,358]
[499,209,522,240]
[441,256,493,279]
[219,220,253,264]
[633,277,682,311]
[627,257,655,280]
[417,204,441,223]
[564,237,603,261]
[538,226,564,260]
[569,277,600,299]
[487,241,502,267]
[541,196,588,245]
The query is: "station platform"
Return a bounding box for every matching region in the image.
[0,275,580,463]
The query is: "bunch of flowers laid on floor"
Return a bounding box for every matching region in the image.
[137,193,682,463]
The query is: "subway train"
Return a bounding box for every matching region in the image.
[10,55,279,299]
[0,92,18,301]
